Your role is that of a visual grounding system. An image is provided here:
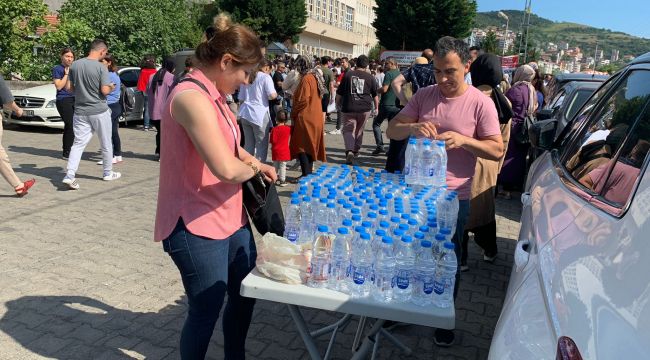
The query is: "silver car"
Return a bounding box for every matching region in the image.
[3,67,144,129]
[490,53,650,359]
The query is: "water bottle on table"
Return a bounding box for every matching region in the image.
[404,137,420,185]
[432,242,458,308]
[373,236,396,303]
[308,225,332,289]
[393,235,415,303]
[329,227,352,293]
[412,240,436,306]
[284,198,302,243]
[349,232,373,298]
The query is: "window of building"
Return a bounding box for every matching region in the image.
[345,6,354,31]
[316,0,321,20]
[307,0,314,16]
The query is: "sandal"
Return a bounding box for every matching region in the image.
[15,178,36,197]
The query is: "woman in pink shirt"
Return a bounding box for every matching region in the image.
[154,14,276,359]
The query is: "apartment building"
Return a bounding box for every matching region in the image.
[297,0,379,59]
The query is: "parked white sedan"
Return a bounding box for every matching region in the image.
[2,67,144,129]
[490,53,650,359]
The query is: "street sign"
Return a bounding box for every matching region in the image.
[379,51,421,66]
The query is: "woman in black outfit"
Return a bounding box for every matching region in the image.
[52,48,75,159]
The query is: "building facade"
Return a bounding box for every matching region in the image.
[297,0,378,59]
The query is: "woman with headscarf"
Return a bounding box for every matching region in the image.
[461,54,513,270]
[289,56,327,180]
[497,64,538,199]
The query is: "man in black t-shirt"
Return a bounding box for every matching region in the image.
[336,55,378,164]
[270,62,286,124]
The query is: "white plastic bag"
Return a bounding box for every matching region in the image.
[255,232,311,284]
[326,101,337,114]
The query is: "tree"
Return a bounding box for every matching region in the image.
[373,0,476,50]
[206,0,307,44]
[40,19,96,64]
[58,0,203,66]
[368,44,382,61]
[481,31,498,54]
[0,0,48,78]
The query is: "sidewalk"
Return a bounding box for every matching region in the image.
[0,118,521,359]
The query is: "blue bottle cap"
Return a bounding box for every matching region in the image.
[401,235,413,243]
[398,224,409,231]
[382,236,393,244]
[419,225,429,233]
[421,240,432,248]
[367,212,377,219]
[435,234,446,241]
[352,214,362,221]
[401,213,410,220]
[342,219,353,226]
[338,227,349,234]
[317,225,329,232]
[408,219,418,226]
[444,242,455,250]
[361,221,373,228]
[440,228,451,235]
[360,233,371,240]
[390,216,400,223]
[343,203,352,209]
[379,221,390,228]
[375,229,386,237]
[303,196,311,202]
[379,209,389,215]
[291,193,299,198]
[393,229,404,237]
[320,198,328,204]
[327,203,336,209]
[351,208,361,214]
[414,231,425,239]
[291,199,300,205]
[354,226,365,233]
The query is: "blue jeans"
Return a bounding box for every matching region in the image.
[452,200,470,299]
[142,92,150,128]
[162,219,257,360]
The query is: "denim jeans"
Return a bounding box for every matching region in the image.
[142,92,150,128]
[162,219,257,360]
[452,199,470,299]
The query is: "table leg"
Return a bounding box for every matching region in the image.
[287,304,323,360]
[352,316,367,351]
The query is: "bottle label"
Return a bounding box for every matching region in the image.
[423,280,434,294]
[311,261,330,281]
[428,168,434,177]
[433,280,445,295]
[286,230,298,242]
[353,267,365,285]
[396,270,410,289]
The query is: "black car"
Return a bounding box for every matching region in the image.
[536,81,602,137]
[545,72,609,101]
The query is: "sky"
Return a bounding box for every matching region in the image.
[477,0,650,39]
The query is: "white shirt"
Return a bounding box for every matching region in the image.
[238,72,276,126]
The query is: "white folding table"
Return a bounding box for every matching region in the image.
[240,269,455,360]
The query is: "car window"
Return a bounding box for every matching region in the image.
[549,90,566,110]
[560,70,650,207]
[581,107,650,208]
[120,70,140,88]
[565,89,594,122]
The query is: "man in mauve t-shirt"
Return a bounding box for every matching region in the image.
[386,36,503,347]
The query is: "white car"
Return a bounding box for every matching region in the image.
[3,67,144,129]
[490,53,650,359]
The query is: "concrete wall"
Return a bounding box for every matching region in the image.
[6,81,51,90]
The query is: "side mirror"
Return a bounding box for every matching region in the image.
[529,118,558,150]
[536,108,554,120]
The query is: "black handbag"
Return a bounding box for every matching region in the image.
[515,114,536,145]
[177,77,285,236]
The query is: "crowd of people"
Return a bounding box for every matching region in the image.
[0,11,558,359]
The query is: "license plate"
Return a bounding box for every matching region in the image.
[15,110,33,117]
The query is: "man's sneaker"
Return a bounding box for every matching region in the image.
[62,177,80,190]
[97,157,118,165]
[328,129,341,135]
[103,171,122,181]
[143,126,150,132]
[433,328,455,347]
[345,152,355,165]
[483,253,497,263]
[353,152,360,158]
[115,156,123,163]
[276,180,289,187]
[371,147,385,156]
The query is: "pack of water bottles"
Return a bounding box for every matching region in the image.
[404,137,448,187]
[283,157,459,309]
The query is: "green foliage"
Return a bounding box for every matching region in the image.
[58,0,203,66]
[474,10,650,58]
[373,0,477,50]
[481,31,498,54]
[596,63,623,75]
[368,44,382,61]
[208,0,307,43]
[40,19,96,62]
[0,0,48,78]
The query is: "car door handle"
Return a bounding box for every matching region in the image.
[514,239,531,272]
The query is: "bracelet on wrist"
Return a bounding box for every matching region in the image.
[246,161,260,176]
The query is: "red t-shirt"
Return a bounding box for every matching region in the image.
[270,124,292,161]
[137,68,157,92]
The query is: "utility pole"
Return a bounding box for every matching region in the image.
[517,0,532,64]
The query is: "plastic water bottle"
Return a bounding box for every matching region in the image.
[299,196,314,245]
[393,235,415,303]
[373,236,396,303]
[373,229,387,253]
[329,227,352,293]
[433,233,446,262]
[404,138,419,185]
[434,140,448,188]
[349,232,373,298]
[432,242,458,308]
[326,203,339,230]
[284,198,302,243]
[413,231,426,259]
[419,139,435,186]
[412,240,436,306]
[308,225,332,288]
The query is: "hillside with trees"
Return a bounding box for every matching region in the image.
[474,10,650,58]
